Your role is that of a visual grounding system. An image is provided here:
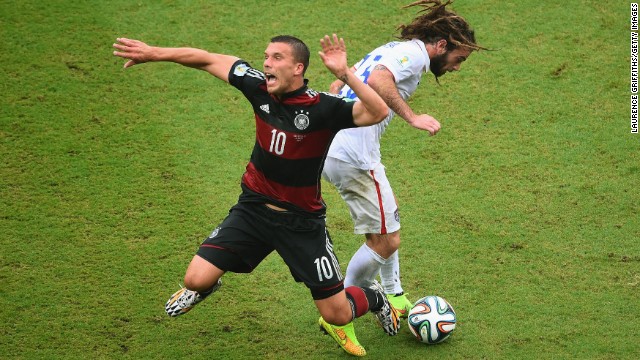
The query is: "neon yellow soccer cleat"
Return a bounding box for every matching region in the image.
[319,317,366,357]
[386,293,413,319]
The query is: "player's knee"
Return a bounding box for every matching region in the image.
[387,232,400,251]
[316,293,355,326]
[183,272,216,292]
[367,232,400,258]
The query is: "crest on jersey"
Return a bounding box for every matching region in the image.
[294,110,310,130]
[208,227,220,239]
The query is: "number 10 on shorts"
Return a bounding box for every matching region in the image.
[314,256,334,281]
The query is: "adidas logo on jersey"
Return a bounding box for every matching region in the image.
[260,104,270,113]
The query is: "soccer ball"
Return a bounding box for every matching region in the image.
[407,295,456,344]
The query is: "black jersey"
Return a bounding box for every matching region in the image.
[227,60,357,216]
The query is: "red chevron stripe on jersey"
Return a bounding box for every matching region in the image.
[242,162,324,212]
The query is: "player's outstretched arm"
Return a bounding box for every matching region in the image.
[113,38,239,83]
[318,34,388,126]
[367,66,441,136]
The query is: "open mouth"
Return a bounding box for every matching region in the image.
[265,73,277,86]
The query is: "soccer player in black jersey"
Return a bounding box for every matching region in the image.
[113,34,399,355]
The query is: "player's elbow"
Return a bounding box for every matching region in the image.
[355,107,388,127]
[371,104,389,124]
[353,100,389,126]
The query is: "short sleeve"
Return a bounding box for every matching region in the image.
[321,93,357,132]
[377,43,425,84]
[228,60,267,97]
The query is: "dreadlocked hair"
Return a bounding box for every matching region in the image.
[398,0,486,52]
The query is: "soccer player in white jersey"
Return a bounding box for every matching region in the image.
[320,1,486,355]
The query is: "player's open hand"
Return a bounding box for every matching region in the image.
[113,38,154,68]
[318,34,349,80]
[408,114,441,136]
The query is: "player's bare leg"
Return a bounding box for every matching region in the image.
[165,255,224,317]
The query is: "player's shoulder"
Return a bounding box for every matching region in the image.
[312,88,352,102]
[388,40,425,57]
[379,40,427,72]
[231,60,265,80]
[309,88,356,113]
[318,91,341,99]
[370,41,425,66]
[377,40,420,52]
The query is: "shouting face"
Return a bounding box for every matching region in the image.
[263,42,305,95]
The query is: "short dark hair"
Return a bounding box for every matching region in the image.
[270,35,310,75]
[398,0,486,52]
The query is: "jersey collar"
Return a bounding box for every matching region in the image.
[273,79,309,103]
[412,39,431,74]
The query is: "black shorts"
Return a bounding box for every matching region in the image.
[196,202,344,299]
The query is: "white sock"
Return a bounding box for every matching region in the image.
[345,244,386,288]
[379,250,403,295]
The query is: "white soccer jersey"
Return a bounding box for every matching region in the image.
[327,39,430,170]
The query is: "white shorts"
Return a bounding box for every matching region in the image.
[322,157,400,235]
